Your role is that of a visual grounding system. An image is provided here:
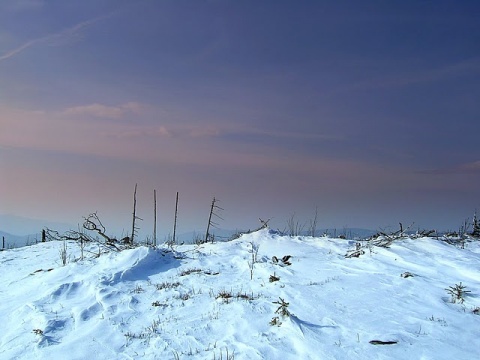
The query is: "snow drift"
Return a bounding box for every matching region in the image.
[0,229,479,359]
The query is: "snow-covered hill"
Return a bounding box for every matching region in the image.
[0,229,479,359]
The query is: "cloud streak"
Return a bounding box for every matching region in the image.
[330,57,480,96]
[0,103,337,174]
[422,160,480,175]
[0,14,110,62]
[62,102,144,119]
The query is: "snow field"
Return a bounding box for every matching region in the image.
[0,228,479,359]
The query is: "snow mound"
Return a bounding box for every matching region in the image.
[0,231,479,359]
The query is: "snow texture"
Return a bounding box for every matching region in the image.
[0,229,479,359]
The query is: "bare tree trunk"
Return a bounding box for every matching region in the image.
[309,206,318,237]
[205,197,216,243]
[2,236,4,250]
[153,189,157,247]
[204,197,224,243]
[173,191,179,245]
[131,183,138,244]
[287,213,304,237]
[42,229,46,243]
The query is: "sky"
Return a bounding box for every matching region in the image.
[1,0,480,238]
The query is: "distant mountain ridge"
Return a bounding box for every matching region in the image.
[0,230,40,249]
[0,214,73,236]
[1,214,378,248]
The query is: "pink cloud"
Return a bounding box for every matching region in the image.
[458,160,480,172]
[62,102,144,119]
[63,103,124,118]
[187,126,221,138]
[111,125,172,139]
[421,160,480,175]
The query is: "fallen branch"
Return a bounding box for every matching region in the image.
[369,340,398,345]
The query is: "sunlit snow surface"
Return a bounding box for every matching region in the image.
[0,229,479,359]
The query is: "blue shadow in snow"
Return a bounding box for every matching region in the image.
[291,315,338,337]
[104,248,182,285]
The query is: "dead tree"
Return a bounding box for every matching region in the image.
[368,222,415,248]
[153,189,157,247]
[205,197,224,243]
[131,183,137,244]
[308,206,319,237]
[286,213,305,237]
[258,218,270,229]
[415,229,436,238]
[345,242,365,258]
[229,218,271,241]
[130,183,142,244]
[83,212,115,244]
[173,191,179,245]
[44,212,127,253]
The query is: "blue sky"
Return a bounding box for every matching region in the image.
[1,0,480,237]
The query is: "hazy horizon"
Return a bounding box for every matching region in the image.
[0,209,475,243]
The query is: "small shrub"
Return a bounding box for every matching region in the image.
[216,289,233,302]
[145,317,162,334]
[154,281,180,290]
[33,329,43,335]
[124,331,148,340]
[273,297,290,318]
[272,255,292,266]
[213,347,235,360]
[179,268,202,276]
[215,289,258,302]
[235,291,258,301]
[427,315,448,326]
[132,284,144,293]
[176,293,190,301]
[269,316,282,326]
[269,273,280,282]
[446,282,471,304]
[151,301,166,307]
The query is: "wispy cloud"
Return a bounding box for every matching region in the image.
[187,126,221,138]
[0,14,110,62]
[0,39,37,62]
[460,161,480,172]
[62,102,143,119]
[374,58,480,88]
[107,124,223,140]
[0,102,341,176]
[111,125,172,139]
[421,160,480,175]
[332,57,480,95]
